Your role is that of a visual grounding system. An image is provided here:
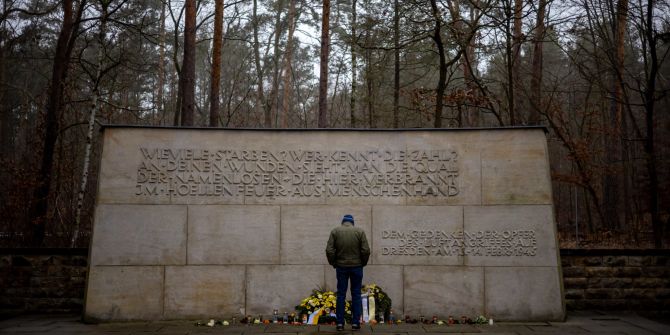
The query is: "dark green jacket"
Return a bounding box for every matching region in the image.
[326,222,370,267]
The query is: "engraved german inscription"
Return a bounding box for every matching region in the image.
[134,148,460,199]
[380,229,538,257]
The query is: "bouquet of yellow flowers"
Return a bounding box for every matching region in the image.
[295,289,351,324]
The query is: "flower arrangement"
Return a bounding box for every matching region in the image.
[363,283,392,319]
[295,289,351,324]
[296,284,393,324]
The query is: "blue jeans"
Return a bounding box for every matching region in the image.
[335,266,363,326]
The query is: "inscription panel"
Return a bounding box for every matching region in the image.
[372,206,464,265]
[380,229,538,258]
[134,148,460,201]
[97,129,487,205]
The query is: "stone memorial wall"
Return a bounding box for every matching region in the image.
[84,127,565,322]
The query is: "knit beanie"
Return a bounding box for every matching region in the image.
[342,214,354,225]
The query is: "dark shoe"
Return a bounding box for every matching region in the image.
[352,324,361,330]
[336,324,344,331]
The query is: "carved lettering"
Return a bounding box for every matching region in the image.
[379,229,538,257]
[134,148,461,199]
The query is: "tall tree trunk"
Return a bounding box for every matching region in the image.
[529,0,546,124]
[505,10,514,126]
[30,0,84,246]
[209,0,224,127]
[252,0,266,127]
[393,0,400,128]
[317,0,331,128]
[642,0,661,247]
[73,1,108,247]
[281,0,296,128]
[350,0,357,128]
[430,0,446,128]
[618,0,633,232]
[0,0,5,157]
[510,0,522,125]
[366,44,373,128]
[269,0,284,127]
[156,1,166,125]
[463,8,478,127]
[171,16,182,127]
[0,27,11,160]
[603,0,628,230]
[180,0,196,126]
[173,79,182,125]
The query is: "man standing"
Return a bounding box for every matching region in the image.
[326,214,370,331]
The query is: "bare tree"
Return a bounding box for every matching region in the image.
[511,0,523,125]
[156,0,167,124]
[209,0,224,127]
[30,0,85,246]
[430,0,446,128]
[318,0,331,128]
[350,0,357,128]
[180,0,196,126]
[602,0,629,231]
[281,0,297,128]
[640,0,662,247]
[74,0,110,247]
[393,0,400,128]
[529,0,547,124]
[168,0,185,126]
[252,0,267,127]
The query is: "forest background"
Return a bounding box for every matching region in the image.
[0,0,668,249]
